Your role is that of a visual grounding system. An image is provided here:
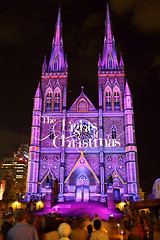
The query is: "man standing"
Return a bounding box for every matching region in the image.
[90,219,109,240]
[7,209,39,240]
[1,214,14,240]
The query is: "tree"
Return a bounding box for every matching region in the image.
[0,169,26,201]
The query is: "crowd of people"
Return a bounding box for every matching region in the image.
[0,206,160,240]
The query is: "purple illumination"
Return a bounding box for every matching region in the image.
[38,202,123,221]
[26,5,140,206]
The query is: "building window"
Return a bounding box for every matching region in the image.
[113,88,120,110]
[53,54,59,71]
[104,86,112,111]
[54,87,61,111]
[45,89,52,112]
[106,90,111,110]
[108,58,113,69]
[54,60,58,71]
[49,127,54,139]
[111,125,117,139]
[77,99,88,111]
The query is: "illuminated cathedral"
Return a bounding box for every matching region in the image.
[26,5,140,204]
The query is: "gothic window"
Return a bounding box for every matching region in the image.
[105,87,112,110]
[54,87,61,111]
[49,127,54,139]
[113,87,120,110]
[108,58,113,69]
[77,98,88,111]
[54,60,58,71]
[45,88,53,112]
[111,125,117,139]
[53,54,59,71]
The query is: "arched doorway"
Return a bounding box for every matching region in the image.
[75,173,89,202]
[113,188,121,203]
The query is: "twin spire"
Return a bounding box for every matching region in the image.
[99,4,124,71]
[42,4,124,74]
[42,7,68,74]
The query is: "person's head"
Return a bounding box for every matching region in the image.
[8,207,13,213]
[108,215,116,223]
[14,209,27,222]
[84,215,90,221]
[94,219,101,230]
[87,224,93,235]
[71,219,79,229]
[58,223,71,238]
[94,214,98,218]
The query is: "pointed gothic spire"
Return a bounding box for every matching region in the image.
[35,82,42,98]
[64,54,68,71]
[119,53,124,70]
[125,80,130,96]
[48,6,67,72]
[124,80,132,109]
[98,53,102,70]
[42,55,47,73]
[101,4,119,70]
[105,3,112,43]
[55,6,61,45]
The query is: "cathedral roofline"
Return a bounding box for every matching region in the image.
[69,88,97,112]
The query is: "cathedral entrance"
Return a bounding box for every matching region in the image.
[113,188,121,203]
[75,173,90,202]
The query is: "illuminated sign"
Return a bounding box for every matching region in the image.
[35,117,121,148]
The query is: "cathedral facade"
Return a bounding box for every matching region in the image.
[26,5,140,203]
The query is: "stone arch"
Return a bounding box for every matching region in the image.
[68,165,96,186]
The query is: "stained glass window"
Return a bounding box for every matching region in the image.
[46,89,52,112]
[114,88,120,110]
[54,88,61,111]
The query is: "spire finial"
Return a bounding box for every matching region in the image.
[81,86,84,92]
[119,53,124,70]
[105,3,112,43]
[55,6,61,45]
[42,55,47,73]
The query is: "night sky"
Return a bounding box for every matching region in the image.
[0,0,160,193]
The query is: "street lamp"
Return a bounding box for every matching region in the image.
[14,201,18,209]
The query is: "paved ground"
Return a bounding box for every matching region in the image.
[38,202,123,221]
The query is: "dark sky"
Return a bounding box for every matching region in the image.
[0,0,160,193]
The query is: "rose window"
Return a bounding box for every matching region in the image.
[71,119,96,144]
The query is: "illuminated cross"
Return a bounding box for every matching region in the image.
[81,86,84,92]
